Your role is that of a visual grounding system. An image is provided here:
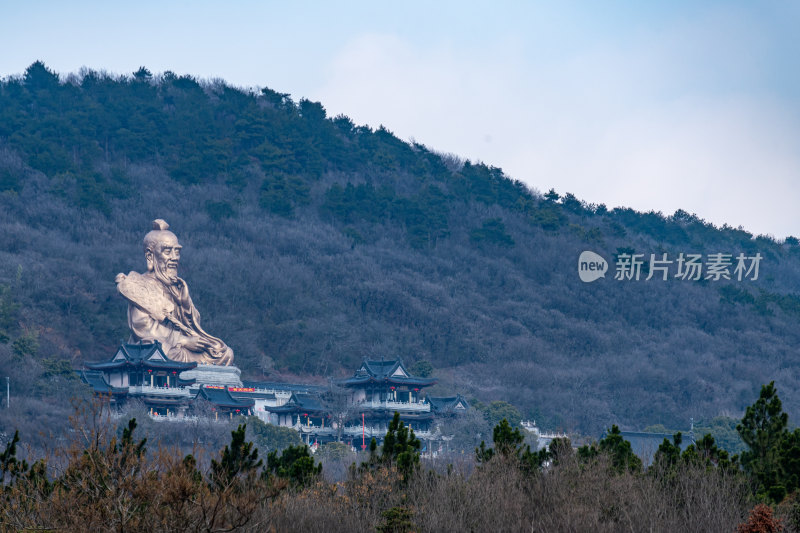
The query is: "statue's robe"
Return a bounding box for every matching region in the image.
[116,271,234,365]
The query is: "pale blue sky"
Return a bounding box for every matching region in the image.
[2,1,799,238]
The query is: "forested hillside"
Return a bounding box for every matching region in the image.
[2,61,800,435]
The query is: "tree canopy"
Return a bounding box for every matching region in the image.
[2,62,800,440]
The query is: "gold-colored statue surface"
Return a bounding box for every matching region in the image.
[116,219,234,366]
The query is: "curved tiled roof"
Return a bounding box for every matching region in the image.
[427,394,469,413]
[196,386,255,409]
[85,342,197,371]
[338,359,437,387]
[80,370,128,395]
[264,392,325,414]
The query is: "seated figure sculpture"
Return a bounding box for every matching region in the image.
[115,219,234,365]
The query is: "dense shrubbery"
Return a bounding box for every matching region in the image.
[11,388,800,532]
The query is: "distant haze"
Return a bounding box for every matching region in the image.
[2,1,798,238]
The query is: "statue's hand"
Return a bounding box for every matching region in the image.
[165,315,194,336]
[181,335,212,353]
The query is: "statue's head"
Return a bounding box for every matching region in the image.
[143,219,182,284]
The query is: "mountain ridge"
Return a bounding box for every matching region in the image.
[1,61,799,435]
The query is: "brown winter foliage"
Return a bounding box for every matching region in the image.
[1,412,759,532]
[738,503,784,533]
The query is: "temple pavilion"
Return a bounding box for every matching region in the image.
[82,346,467,447]
[337,359,438,436]
[241,359,447,448]
[81,342,254,417]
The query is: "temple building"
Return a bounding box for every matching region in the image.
[82,346,467,447]
[427,395,470,416]
[247,359,451,449]
[81,342,251,417]
[336,359,437,442]
[261,392,327,429]
[195,385,255,418]
[82,342,197,415]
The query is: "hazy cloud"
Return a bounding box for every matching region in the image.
[2,2,798,237]
[314,6,800,238]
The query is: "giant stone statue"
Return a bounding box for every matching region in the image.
[116,219,234,365]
